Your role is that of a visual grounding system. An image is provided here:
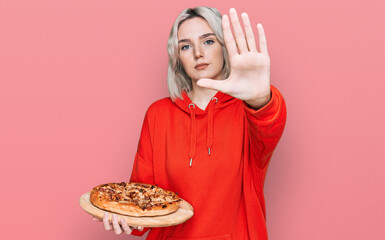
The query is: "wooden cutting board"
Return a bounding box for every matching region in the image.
[79,192,194,228]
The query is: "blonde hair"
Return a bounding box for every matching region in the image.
[167,6,231,101]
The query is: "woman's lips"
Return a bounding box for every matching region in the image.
[195,64,209,70]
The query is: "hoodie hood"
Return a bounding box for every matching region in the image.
[174,91,238,167]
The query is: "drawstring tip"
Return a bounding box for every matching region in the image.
[189,158,193,167]
[208,148,211,156]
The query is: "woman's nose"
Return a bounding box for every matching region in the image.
[194,46,203,58]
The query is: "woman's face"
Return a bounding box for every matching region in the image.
[177,17,224,83]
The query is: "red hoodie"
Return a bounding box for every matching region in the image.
[130,85,286,239]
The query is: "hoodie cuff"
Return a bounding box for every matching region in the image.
[242,85,282,121]
[130,227,150,236]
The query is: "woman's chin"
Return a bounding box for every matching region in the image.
[192,73,220,81]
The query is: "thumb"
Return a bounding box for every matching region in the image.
[197,78,228,92]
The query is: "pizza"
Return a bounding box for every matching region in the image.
[90,182,181,217]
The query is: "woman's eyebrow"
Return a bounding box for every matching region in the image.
[178,33,216,44]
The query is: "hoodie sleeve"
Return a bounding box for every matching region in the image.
[129,108,154,236]
[242,85,287,170]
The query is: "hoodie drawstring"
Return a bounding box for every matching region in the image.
[207,97,218,155]
[188,97,218,167]
[188,103,196,167]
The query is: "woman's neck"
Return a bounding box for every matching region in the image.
[187,81,218,110]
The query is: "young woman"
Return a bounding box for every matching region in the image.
[93,6,286,240]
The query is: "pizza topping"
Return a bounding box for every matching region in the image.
[128,191,137,199]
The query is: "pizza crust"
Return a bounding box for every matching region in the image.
[90,182,181,217]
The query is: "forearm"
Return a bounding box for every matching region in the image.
[243,85,287,168]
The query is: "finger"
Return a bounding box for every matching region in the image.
[112,214,123,235]
[240,12,257,52]
[197,78,230,93]
[229,8,248,54]
[222,14,237,58]
[257,23,268,54]
[103,213,112,231]
[111,214,123,235]
[120,218,132,235]
[137,225,144,231]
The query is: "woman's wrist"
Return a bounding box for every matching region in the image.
[244,92,271,110]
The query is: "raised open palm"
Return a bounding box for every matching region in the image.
[197,8,271,109]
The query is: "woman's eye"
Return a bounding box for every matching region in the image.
[205,39,214,45]
[181,45,190,50]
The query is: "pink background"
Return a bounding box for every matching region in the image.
[1,0,384,239]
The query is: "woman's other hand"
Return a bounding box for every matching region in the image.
[197,8,271,109]
[92,212,144,235]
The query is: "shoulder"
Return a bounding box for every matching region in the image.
[145,97,173,118]
[148,97,173,111]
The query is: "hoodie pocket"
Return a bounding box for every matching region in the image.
[166,233,231,240]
